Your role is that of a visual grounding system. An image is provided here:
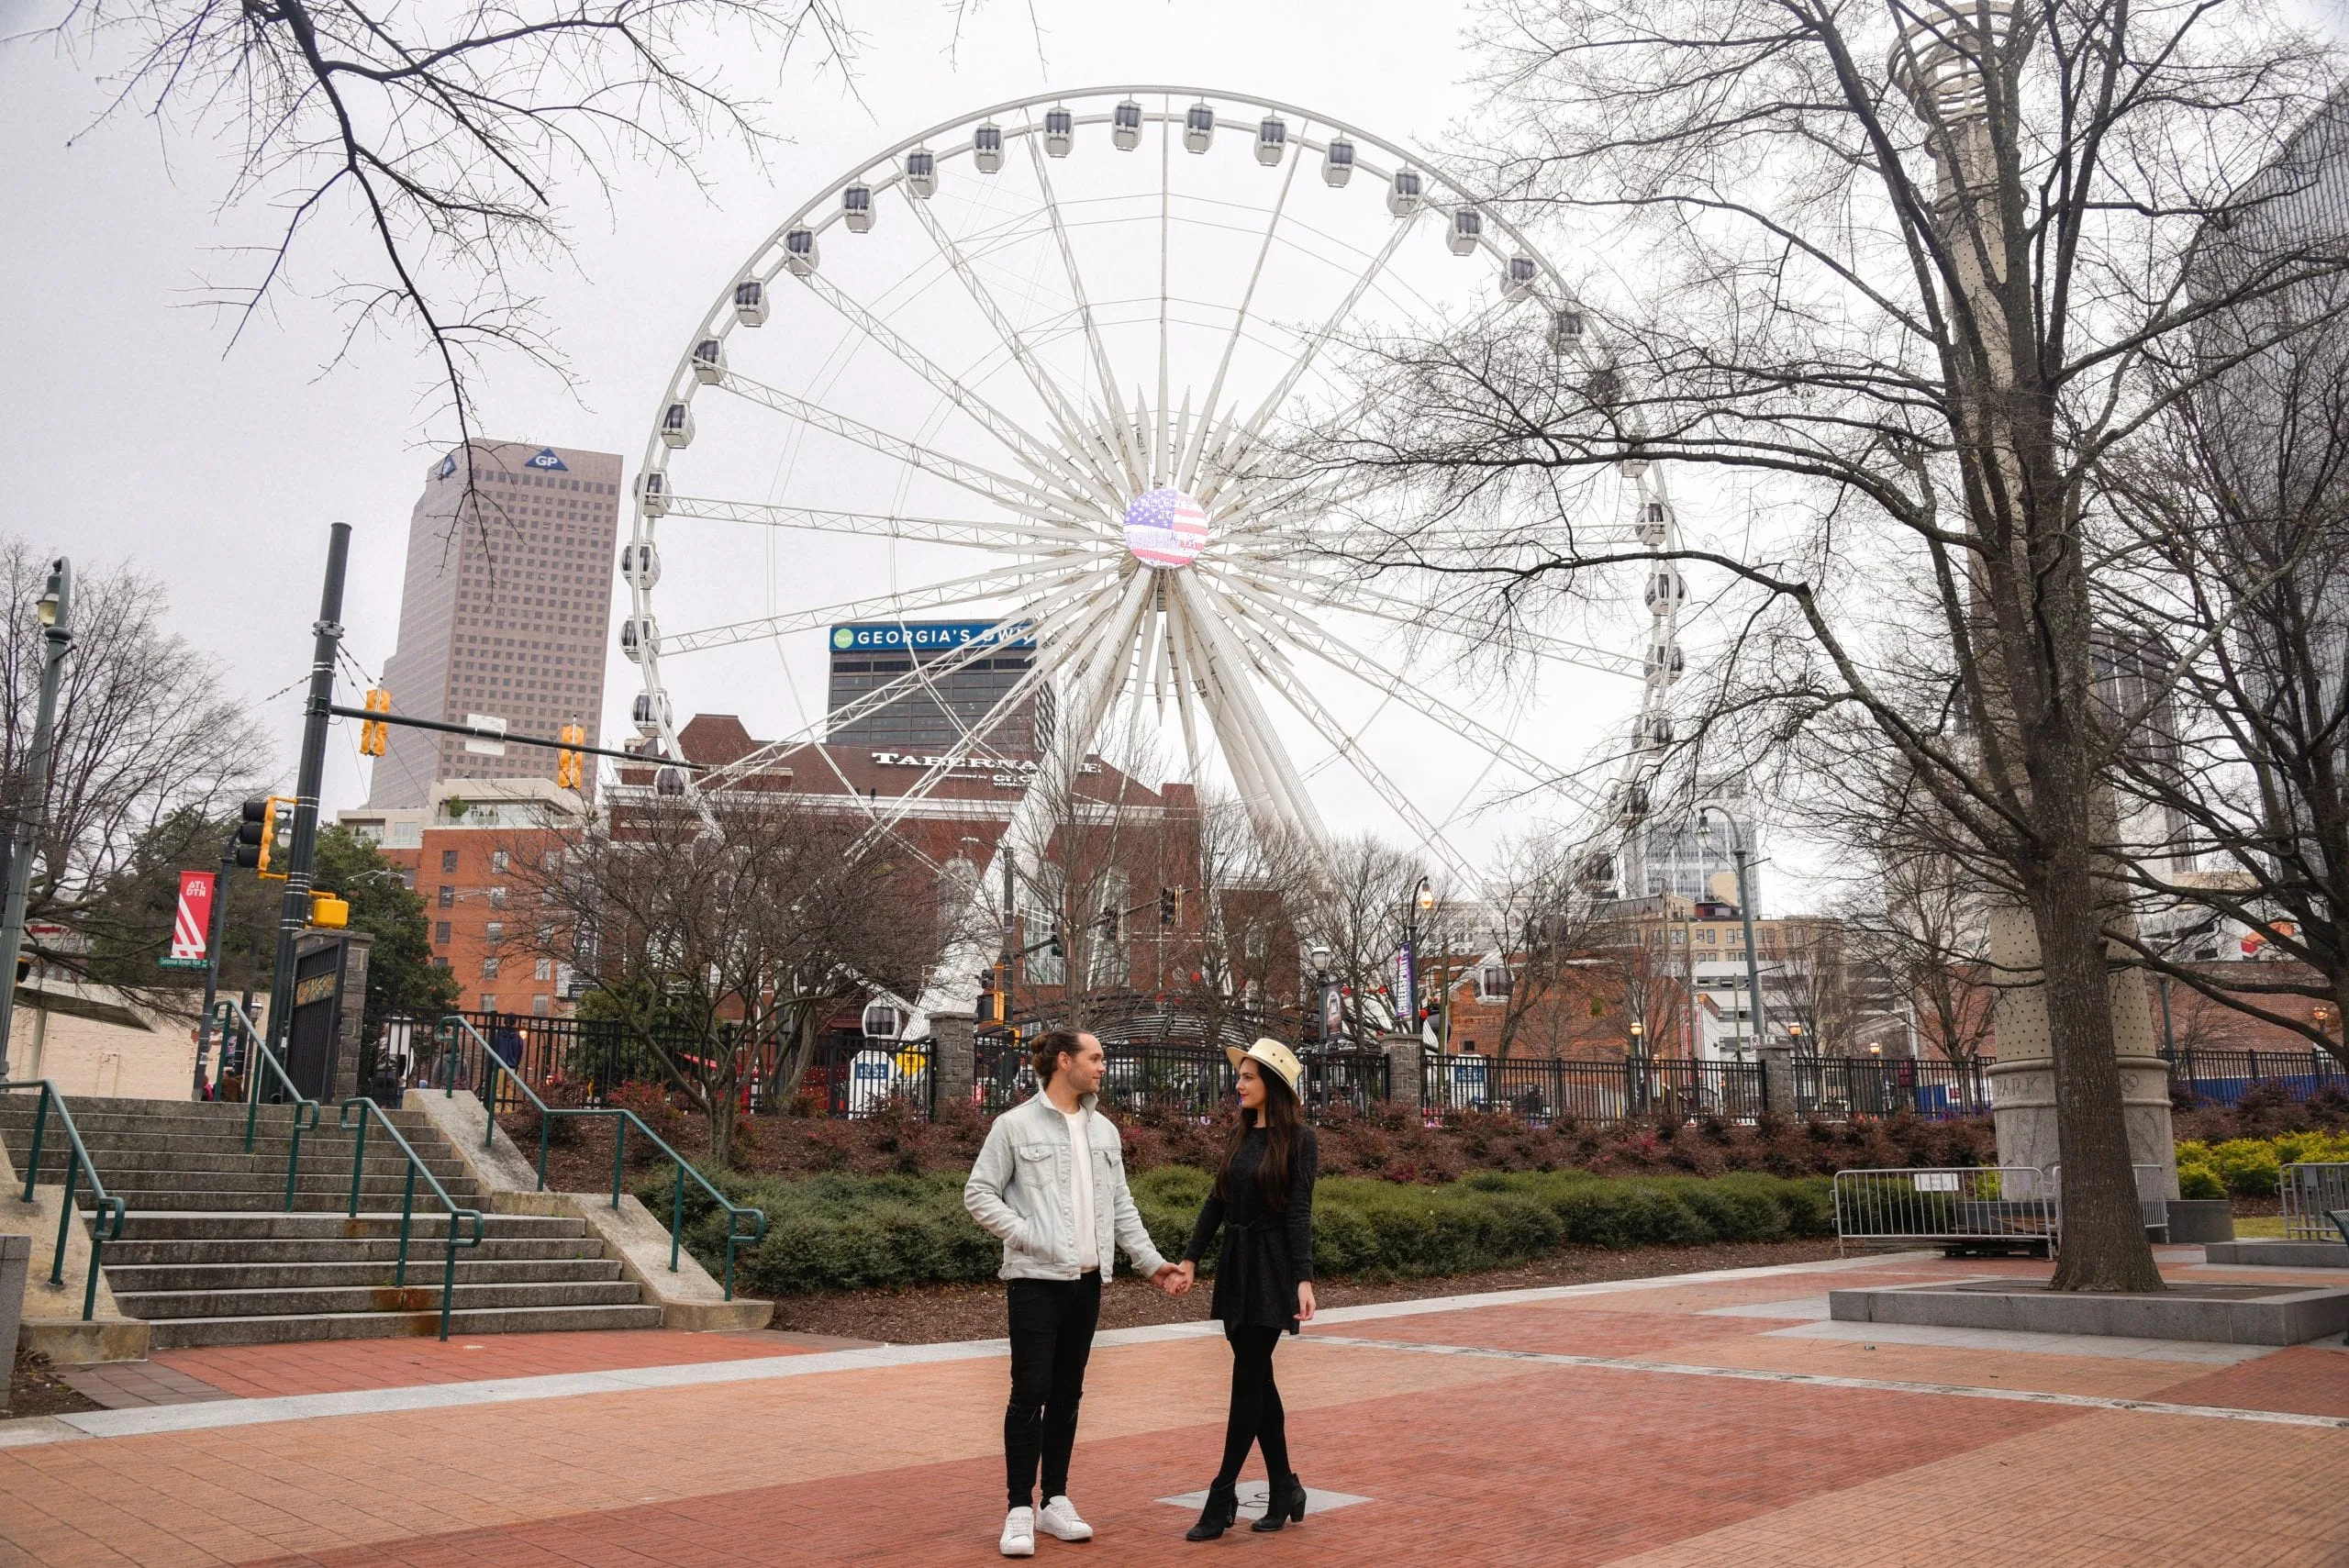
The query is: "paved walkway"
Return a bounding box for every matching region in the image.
[4,1249,2345,1566]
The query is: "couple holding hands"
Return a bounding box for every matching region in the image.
[964,1030,1319,1555]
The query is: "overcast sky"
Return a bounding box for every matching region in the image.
[4,0,1508,808]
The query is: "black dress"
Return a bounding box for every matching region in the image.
[1184,1126,1318,1334]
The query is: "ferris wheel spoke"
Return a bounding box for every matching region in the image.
[897,193,1119,491]
[790,270,1123,519]
[1219,562,1642,680]
[1169,572,1328,845]
[713,370,1095,526]
[1215,576,1609,815]
[1197,218,1418,511]
[663,496,1105,550]
[1022,117,1126,429]
[1177,135,1306,495]
[664,556,1100,655]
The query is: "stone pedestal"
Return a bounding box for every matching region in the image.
[1984,906,2177,1199]
[1381,1033,1422,1112]
[1756,1044,1798,1118]
[929,1008,975,1115]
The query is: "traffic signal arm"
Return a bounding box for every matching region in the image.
[326,705,701,770]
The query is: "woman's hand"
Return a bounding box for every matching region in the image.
[1297,1282,1317,1323]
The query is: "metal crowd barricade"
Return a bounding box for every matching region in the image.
[1832,1166,2057,1257]
[2282,1162,2349,1240]
[2049,1162,2170,1240]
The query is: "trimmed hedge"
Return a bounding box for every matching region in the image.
[2176,1130,2349,1199]
[651,1164,1836,1296]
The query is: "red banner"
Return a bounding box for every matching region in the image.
[172,871,217,961]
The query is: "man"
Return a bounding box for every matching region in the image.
[965,1029,1186,1556]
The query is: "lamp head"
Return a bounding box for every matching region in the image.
[36,560,69,628]
[1414,876,1435,913]
[1308,940,1331,975]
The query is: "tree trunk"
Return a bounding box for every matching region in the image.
[2031,804,2165,1292]
[707,1072,738,1169]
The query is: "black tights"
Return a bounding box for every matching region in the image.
[1213,1325,1291,1488]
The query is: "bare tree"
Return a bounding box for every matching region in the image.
[509,785,933,1164]
[1320,0,2343,1290]
[1482,828,1609,1059]
[1295,832,1422,1045]
[31,0,854,508]
[1841,851,1998,1066]
[2,543,270,974]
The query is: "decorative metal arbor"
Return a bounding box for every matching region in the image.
[623,87,1689,1017]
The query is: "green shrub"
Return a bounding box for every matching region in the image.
[2176,1161,2226,1201]
[2204,1138,2284,1198]
[650,1163,1841,1295]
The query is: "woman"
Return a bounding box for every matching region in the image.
[1171,1037,1319,1540]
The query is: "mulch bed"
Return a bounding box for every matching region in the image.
[5,1347,103,1421]
[763,1238,1844,1344]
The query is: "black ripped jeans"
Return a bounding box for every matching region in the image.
[1004,1272,1102,1509]
[1212,1324,1291,1488]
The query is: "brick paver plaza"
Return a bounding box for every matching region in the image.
[5,1248,2346,1565]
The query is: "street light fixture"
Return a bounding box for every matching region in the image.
[0,558,72,1078]
[1308,940,1336,1042]
[1404,875,1435,1047]
[1695,805,1766,1062]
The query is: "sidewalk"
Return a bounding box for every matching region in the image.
[3,1249,2343,1565]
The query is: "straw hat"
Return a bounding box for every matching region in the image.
[1227,1037,1304,1095]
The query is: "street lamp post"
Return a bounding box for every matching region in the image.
[0,559,73,1079]
[1403,875,1434,1045]
[1696,806,1766,1062]
[1309,940,1335,1044]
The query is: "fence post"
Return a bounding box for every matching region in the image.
[1381,1032,1422,1112]
[1756,1043,1794,1116]
[929,1008,975,1118]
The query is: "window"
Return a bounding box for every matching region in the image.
[531,995,551,1017]
[488,885,507,909]
[435,921,451,944]
[438,885,454,908]
[482,956,500,979]
[1477,964,1514,1000]
[480,994,497,1010]
[491,851,508,873]
[440,849,460,873]
[433,956,450,971]
[485,922,505,942]
[398,868,416,890]
[534,957,552,980]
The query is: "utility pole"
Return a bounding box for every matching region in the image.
[192,837,237,1096]
[0,559,73,1080]
[267,525,350,1055]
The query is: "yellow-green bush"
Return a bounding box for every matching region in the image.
[2176,1131,2349,1197]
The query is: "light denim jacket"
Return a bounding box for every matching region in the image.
[963,1092,1169,1283]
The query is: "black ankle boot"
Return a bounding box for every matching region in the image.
[1251,1474,1308,1532]
[1186,1483,1241,1541]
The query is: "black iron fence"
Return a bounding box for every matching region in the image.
[428,1011,691,1106]
[1423,1052,1768,1125]
[803,1035,935,1118]
[971,1039,1389,1121]
[2170,1047,2348,1106]
[1791,1057,1990,1121]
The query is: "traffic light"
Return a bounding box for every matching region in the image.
[1100,906,1121,944]
[555,720,585,790]
[1158,887,1176,927]
[236,796,294,878]
[359,687,392,756]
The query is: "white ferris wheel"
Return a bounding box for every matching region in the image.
[621,86,1692,1006]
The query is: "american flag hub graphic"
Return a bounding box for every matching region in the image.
[1122,485,1208,569]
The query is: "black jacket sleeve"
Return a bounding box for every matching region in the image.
[1185,1187,1227,1265]
[1287,1129,1319,1283]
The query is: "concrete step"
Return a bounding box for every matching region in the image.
[106,1258,626,1293]
[16,1147,474,1180]
[117,1278,647,1320]
[102,1235,609,1267]
[106,1210,590,1241]
[145,1302,669,1349]
[96,1169,483,1196]
[0,1101,441,1136]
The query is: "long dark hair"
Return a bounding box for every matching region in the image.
[1214,1062,1303,1212]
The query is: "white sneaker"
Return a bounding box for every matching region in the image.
[1038,1496,1095,1541]
[1000,1507,1036,1557]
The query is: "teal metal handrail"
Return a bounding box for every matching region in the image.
[435,1015,766,1298]
[2,1082,129,1320]
[216,1000,320,1210]
[338,1097,485,1340]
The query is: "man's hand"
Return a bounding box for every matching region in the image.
[1152,1263,1184,1296]
[1297,1282,1317,1323]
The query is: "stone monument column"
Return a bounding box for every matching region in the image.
[1381,1032,1423,1112]
[929,1007,976,1115]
